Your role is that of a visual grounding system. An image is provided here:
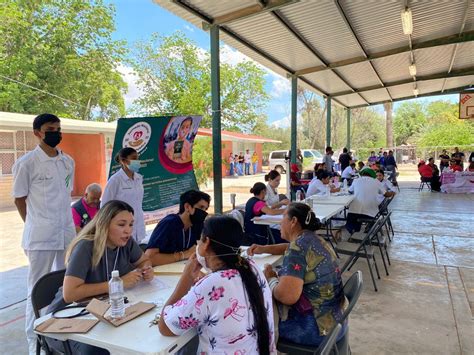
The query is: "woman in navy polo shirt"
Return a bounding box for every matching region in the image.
[145,190,210,265]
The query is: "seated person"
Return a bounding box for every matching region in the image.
[449,159,463,172]
[345,168,394,234]
[158,216,275,354]
[265,169,290,209]
[418,160,440,192]
[341,162,356,184]
[71,183,102,233]
[146,190,210,266]
[248,203,348,347]
[307,171,340,197]
[290,163,307,192]
[244,182,285,244]
[467,161,474,172]
[376,170,396,203]
[48,200,153,355]
[356,161,365,172]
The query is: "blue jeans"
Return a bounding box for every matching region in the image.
[238,163,243,175]
[229,162,234,176]
[253,162,258,174]
[279,308,348,346]
[245,162,250,175]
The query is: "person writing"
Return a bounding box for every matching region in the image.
[71,183,102,233]
[145,190,210,266]
[158,216,275,354]
[307,171,340,197]
[47,200,153,354]
[248,203,348,347]
[102,147,145,243]
[12,113,75,354]
[165,116,193,163]
[264,170,289,209]
[244,182,285,244]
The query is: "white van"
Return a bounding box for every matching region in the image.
[268,149,323,173]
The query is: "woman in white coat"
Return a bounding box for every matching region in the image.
[101,147,145,243]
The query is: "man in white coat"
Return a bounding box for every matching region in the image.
[12,113,75,354]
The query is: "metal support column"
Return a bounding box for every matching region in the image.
[346,108,351,150]
[210,25,222,214]
[326,97,332,147]
[290,75,298,164]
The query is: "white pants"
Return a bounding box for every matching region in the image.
[24,249,65,354]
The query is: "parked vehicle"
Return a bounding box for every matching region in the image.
[268,149,323,173]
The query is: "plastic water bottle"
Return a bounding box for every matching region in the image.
[343,179,348,191]
[296,190,302,202]
[109,270,125,319]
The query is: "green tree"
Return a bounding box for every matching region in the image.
[417,121,474,147]
[191,137,213,187]
[130,32,269,130]
[0,0,127,120]
[393,101,427,145]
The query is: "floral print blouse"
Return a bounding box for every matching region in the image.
[278,230,347,336]
[163,260,276,354]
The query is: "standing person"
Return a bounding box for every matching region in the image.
[228,153,234,176]
[234,154,240,176]
[379,151,388,168]
[12,113,75,354]
[322,146,334,174]
[251,151,259,174]
[451,147,465,169]
[71,183,102,233]
[439,149,450,172]
[385,150,397,180]
[101,147,145,243]
[368,151,377,165]
[238,152,244,176]
[244,149,251,175]
[338,147,351,172]
[145,190,210,266]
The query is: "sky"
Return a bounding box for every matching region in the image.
[108,0,458,128]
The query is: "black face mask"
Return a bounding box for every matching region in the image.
[190,208,208,226]
[43,131,62,148]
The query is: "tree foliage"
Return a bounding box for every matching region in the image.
[394,100,474,147]
[130,32,269,130]
[0,0,127,120]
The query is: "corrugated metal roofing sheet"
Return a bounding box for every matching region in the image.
[444,75,474,90]
[452,42,474,71]
[417,79,445,95]
[226,12,325,71]
[278,1,363,63]
[153,0,473,107]
[360,88,392,104]
[334,62,381,89]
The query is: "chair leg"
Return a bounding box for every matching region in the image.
[372,253,381,280]
[376,238,389,276]
[364,247,378,292]
[36,340,41,355]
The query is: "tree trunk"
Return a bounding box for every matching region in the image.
[384,102,393,148]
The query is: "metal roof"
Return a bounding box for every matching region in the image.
[154,0,474,108]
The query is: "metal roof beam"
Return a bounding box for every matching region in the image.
[269,9,369,105]
[332,67,474,97]
[212,0,299,25]
[295,30,474,76]
[350,85,474,109]
[333,0,392,101]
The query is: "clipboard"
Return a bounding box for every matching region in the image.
[86,298,155,327]
[35,318,99,334]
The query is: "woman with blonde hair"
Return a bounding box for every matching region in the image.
[47,200,153,354]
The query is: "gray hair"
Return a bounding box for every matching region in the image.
[85,183,102,194]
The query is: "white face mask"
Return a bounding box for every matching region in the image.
[196,243,212,273]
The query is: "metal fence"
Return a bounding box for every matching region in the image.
[0,131,36,175]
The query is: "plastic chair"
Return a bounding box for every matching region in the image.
[277,271,363,355]
[31,269,72,355]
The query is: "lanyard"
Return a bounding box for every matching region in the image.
[105,247,120,280]
[182,228,191,249]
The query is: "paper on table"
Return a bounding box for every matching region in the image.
[126,277,171,299]
[35,318,98,334]
[153,260,188,274]
[253,215,284,221]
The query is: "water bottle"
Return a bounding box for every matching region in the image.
[343,179,348,191]
[109,270,125,319]
[296,190,302,202]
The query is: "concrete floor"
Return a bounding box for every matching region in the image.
[0,180,473,354]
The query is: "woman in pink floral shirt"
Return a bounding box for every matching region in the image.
[158,216,276,354]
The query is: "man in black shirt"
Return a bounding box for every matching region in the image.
[439,149,450,172]
[451,147,465,169]
[338,147,351,172]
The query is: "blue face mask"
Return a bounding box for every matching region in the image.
[128,160,141,172]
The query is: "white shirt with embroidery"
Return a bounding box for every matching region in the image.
[163,260,276,354]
